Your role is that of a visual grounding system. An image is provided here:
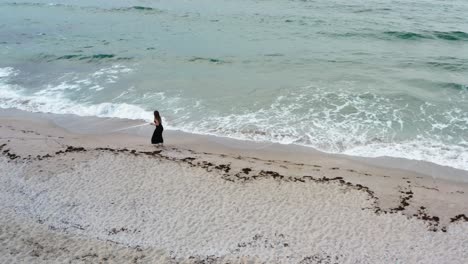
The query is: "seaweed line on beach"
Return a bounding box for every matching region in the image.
[1,143,467,232]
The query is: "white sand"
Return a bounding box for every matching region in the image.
[0,111,467,263]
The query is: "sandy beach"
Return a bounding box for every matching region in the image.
[0,109,467,263]
[2,0,468,263]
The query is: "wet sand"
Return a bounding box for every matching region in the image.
[0,109,467,263]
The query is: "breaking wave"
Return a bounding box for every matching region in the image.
[1,67,467,171]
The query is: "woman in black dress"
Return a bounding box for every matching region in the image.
[151,110,164,145]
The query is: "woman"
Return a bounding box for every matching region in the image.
[151,110,164,145]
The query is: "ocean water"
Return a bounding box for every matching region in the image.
[0,0,467,171]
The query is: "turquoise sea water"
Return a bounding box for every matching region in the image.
[0,0,467,170]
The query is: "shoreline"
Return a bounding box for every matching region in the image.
[1,108,467,263]
[1,108,467,182]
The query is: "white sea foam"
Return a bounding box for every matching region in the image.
[0,67,17,78]
[93,64,133,84]
[0,85,150,121]
[163,85,468,171]
[171,117,468,172]
[1,67,467,171]
[0,67,151,121]
[343,140,468,171]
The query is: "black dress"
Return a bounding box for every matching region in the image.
[151,124,164,144]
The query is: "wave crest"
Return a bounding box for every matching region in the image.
[384,30,468,41]
[34,53,132,63]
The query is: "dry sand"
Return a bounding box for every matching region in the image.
[0,110,467,263]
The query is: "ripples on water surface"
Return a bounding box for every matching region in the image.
[0,0,467,170]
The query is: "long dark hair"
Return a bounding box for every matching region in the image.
[154,110,162,125]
